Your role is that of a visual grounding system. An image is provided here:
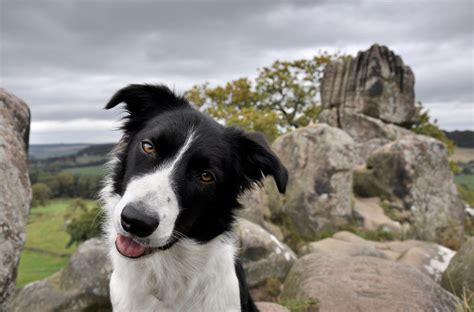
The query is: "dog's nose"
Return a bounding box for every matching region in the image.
[121,204,159,238]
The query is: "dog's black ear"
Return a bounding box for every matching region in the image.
[105,84,189,132]
[236,131,288,194]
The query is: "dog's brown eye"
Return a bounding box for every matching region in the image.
[141,141,155,155]
[199,171,214,183]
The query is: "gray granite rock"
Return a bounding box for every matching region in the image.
[12,239,112,312]
[321,44,416,126]
[266,124,355,240]
[236,219,296,287]
[0,89,32,310]
[282,251,460,312]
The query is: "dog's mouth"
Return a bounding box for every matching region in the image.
[115,234,179,259]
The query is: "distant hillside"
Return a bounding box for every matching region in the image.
[445,130,474,148]
[29,143,115,160]
[29,144,89,160]
[29,143,115,172]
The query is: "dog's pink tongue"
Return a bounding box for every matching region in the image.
[116,234,146,258]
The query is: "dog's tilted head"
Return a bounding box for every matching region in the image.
[103,84,288,259]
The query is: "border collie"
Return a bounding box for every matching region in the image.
[100,84,288,312]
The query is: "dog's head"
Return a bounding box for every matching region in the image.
[104,84,287,259]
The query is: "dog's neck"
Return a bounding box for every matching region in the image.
[109,233,241,311]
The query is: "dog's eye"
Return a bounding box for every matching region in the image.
[141,141,155,155]
[199,171,214,183]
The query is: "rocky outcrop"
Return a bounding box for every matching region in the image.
[12,239,112,312]
[283,238,459,311]
[299,231,455,283]
[266,124,355,240]
[236,219,296,287]
[442,237,474,297]
[321,44,416,126]
[0,89,32,310]
[353,135,465,246]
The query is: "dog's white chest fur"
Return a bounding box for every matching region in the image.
[109,235,241,312]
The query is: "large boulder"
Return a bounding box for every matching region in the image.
[442,237,474,297]
[281,252,459,312]
[353,135,465,246]
[12,239,112,312]
[321,44,416,126]
[236,219,296,287]
[300,231,455,283]
[266,124,355,240]
[0,89,32,309]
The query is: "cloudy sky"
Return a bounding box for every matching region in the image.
[1,0,473,144]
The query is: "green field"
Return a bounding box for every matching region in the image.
[62,165,106,176]
[455,174,474,191]
[16,199,95,288]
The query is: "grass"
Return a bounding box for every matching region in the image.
[62,165,106,176]
[16,198,95,288]
[278,299,319,312]
[455,174,474,192]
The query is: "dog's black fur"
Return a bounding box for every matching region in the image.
[105,84,288,311]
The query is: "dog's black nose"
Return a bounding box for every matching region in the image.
[121,204,159,238]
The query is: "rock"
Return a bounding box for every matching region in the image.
[281,252,460,312]
[353,197,402,234]
[398,245,455,283]
[267,124,355,240]
[0,89,32,310]
[255,302,290,312]
[442,237,474,297]
[12,239,112,312]
[239,187,270,225]
[238,187,284,241]
[300,231,455,282]
[320,44,416,126]
[236,219,296,287]
[319,109,412,164]
[299,237,389,260]
[353,135,465,245]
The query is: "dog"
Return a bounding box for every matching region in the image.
[100,84,288,312]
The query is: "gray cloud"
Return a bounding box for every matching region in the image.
[1,0,472,143]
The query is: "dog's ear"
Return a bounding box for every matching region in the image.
[236,131,288,194]
[105,84,189,132]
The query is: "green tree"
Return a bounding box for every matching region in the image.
[64,199,103,247]
[186,53,343,141]
[31,183,52,207]
[56,172,75,197]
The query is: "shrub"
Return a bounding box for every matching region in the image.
[64,199,103,247]
[31,183,52,207]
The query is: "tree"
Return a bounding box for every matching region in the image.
[56,172,75,197]
[185,53,343,141]
[31,183,52,207]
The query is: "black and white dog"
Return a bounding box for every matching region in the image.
[100,84,288,312]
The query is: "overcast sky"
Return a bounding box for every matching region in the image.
[1,0,473,144]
